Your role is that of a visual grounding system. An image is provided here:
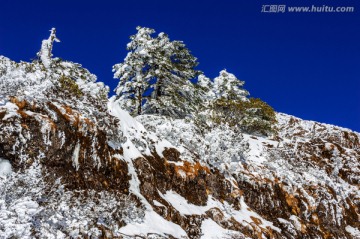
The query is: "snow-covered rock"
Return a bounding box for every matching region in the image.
[0,53,359,239]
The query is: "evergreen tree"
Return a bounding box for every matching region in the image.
[113,27,156,115]
[143,32,201,118]
[213,70,249,101]
[204,70,276,135]
[114,26,200,118]
[37,28,60,68]
[197,74,215,100]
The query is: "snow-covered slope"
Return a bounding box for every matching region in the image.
[0,55,359,239]
[137,113,360,238]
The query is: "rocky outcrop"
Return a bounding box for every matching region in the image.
[0,96,129,192]
[137,113,360,239]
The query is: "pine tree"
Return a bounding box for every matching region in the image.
[113,26,156,115]
[114,27,200,118]
[37,28,60,68]
[143,33,201,118]
[213,70,249,101]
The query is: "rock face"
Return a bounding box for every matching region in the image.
[0,56,359,238]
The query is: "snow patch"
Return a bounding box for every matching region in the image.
[155,139,175,158]
[289,215,302,231]
[162,190,207,215]
[345,225,360,238]
[162,190,281,233]
[112,153,187,238]
[119,210,187,238]
[0,158,12,178]
[152,200,164,207]
[2,102,19,120]
[232,197,281,233]
[201,219,243,239]
[72,142,81,171]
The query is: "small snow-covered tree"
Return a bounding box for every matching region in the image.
[37,28,60,68]
[195,71,249,130]
[207,71,276,135]
[197,74,215,100]
[213,70,249,101]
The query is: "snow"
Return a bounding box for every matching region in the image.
[108,100,188,238]
[0,198,39,238]
[108,96,144,133]
[38,28,60,68]
[138,112,358,235]
[39,41,51,68]
[345,225,360,238]
[72,141,81,171]
[119,210,187,238]
[113,152,188,238]
[0,158,12,178]
[0,163,42,238]
[1,40,359,238]
[0,95,5,106]
[201,219,243,239]
[108,96,181,159]
[2,102,19,120]
[289,215,302,231]
[162,190,281,233]
[162,190,206,215]
[153,200,164,207]
[154,139,173,158]
[213,69,249,101]
[242,134,276,164]
[232,198,281,232]
[108,96,145,159]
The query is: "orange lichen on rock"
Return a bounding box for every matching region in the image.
[61,105,95,131]
[9,96,26,109]
[174,161,210,178]
[62,105,80,126]
[248,216,278,239]
[17,109,30,119]
[285,192,300,215]
[17,107,57,131]
[250,216,262,225]
[21,123,29,130]
[49,103,94,131]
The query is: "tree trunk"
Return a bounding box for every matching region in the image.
[137,87,142,115]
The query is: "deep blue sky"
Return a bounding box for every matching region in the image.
[1,0,359,132]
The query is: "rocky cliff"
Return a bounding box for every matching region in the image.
[0,56,359,238]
